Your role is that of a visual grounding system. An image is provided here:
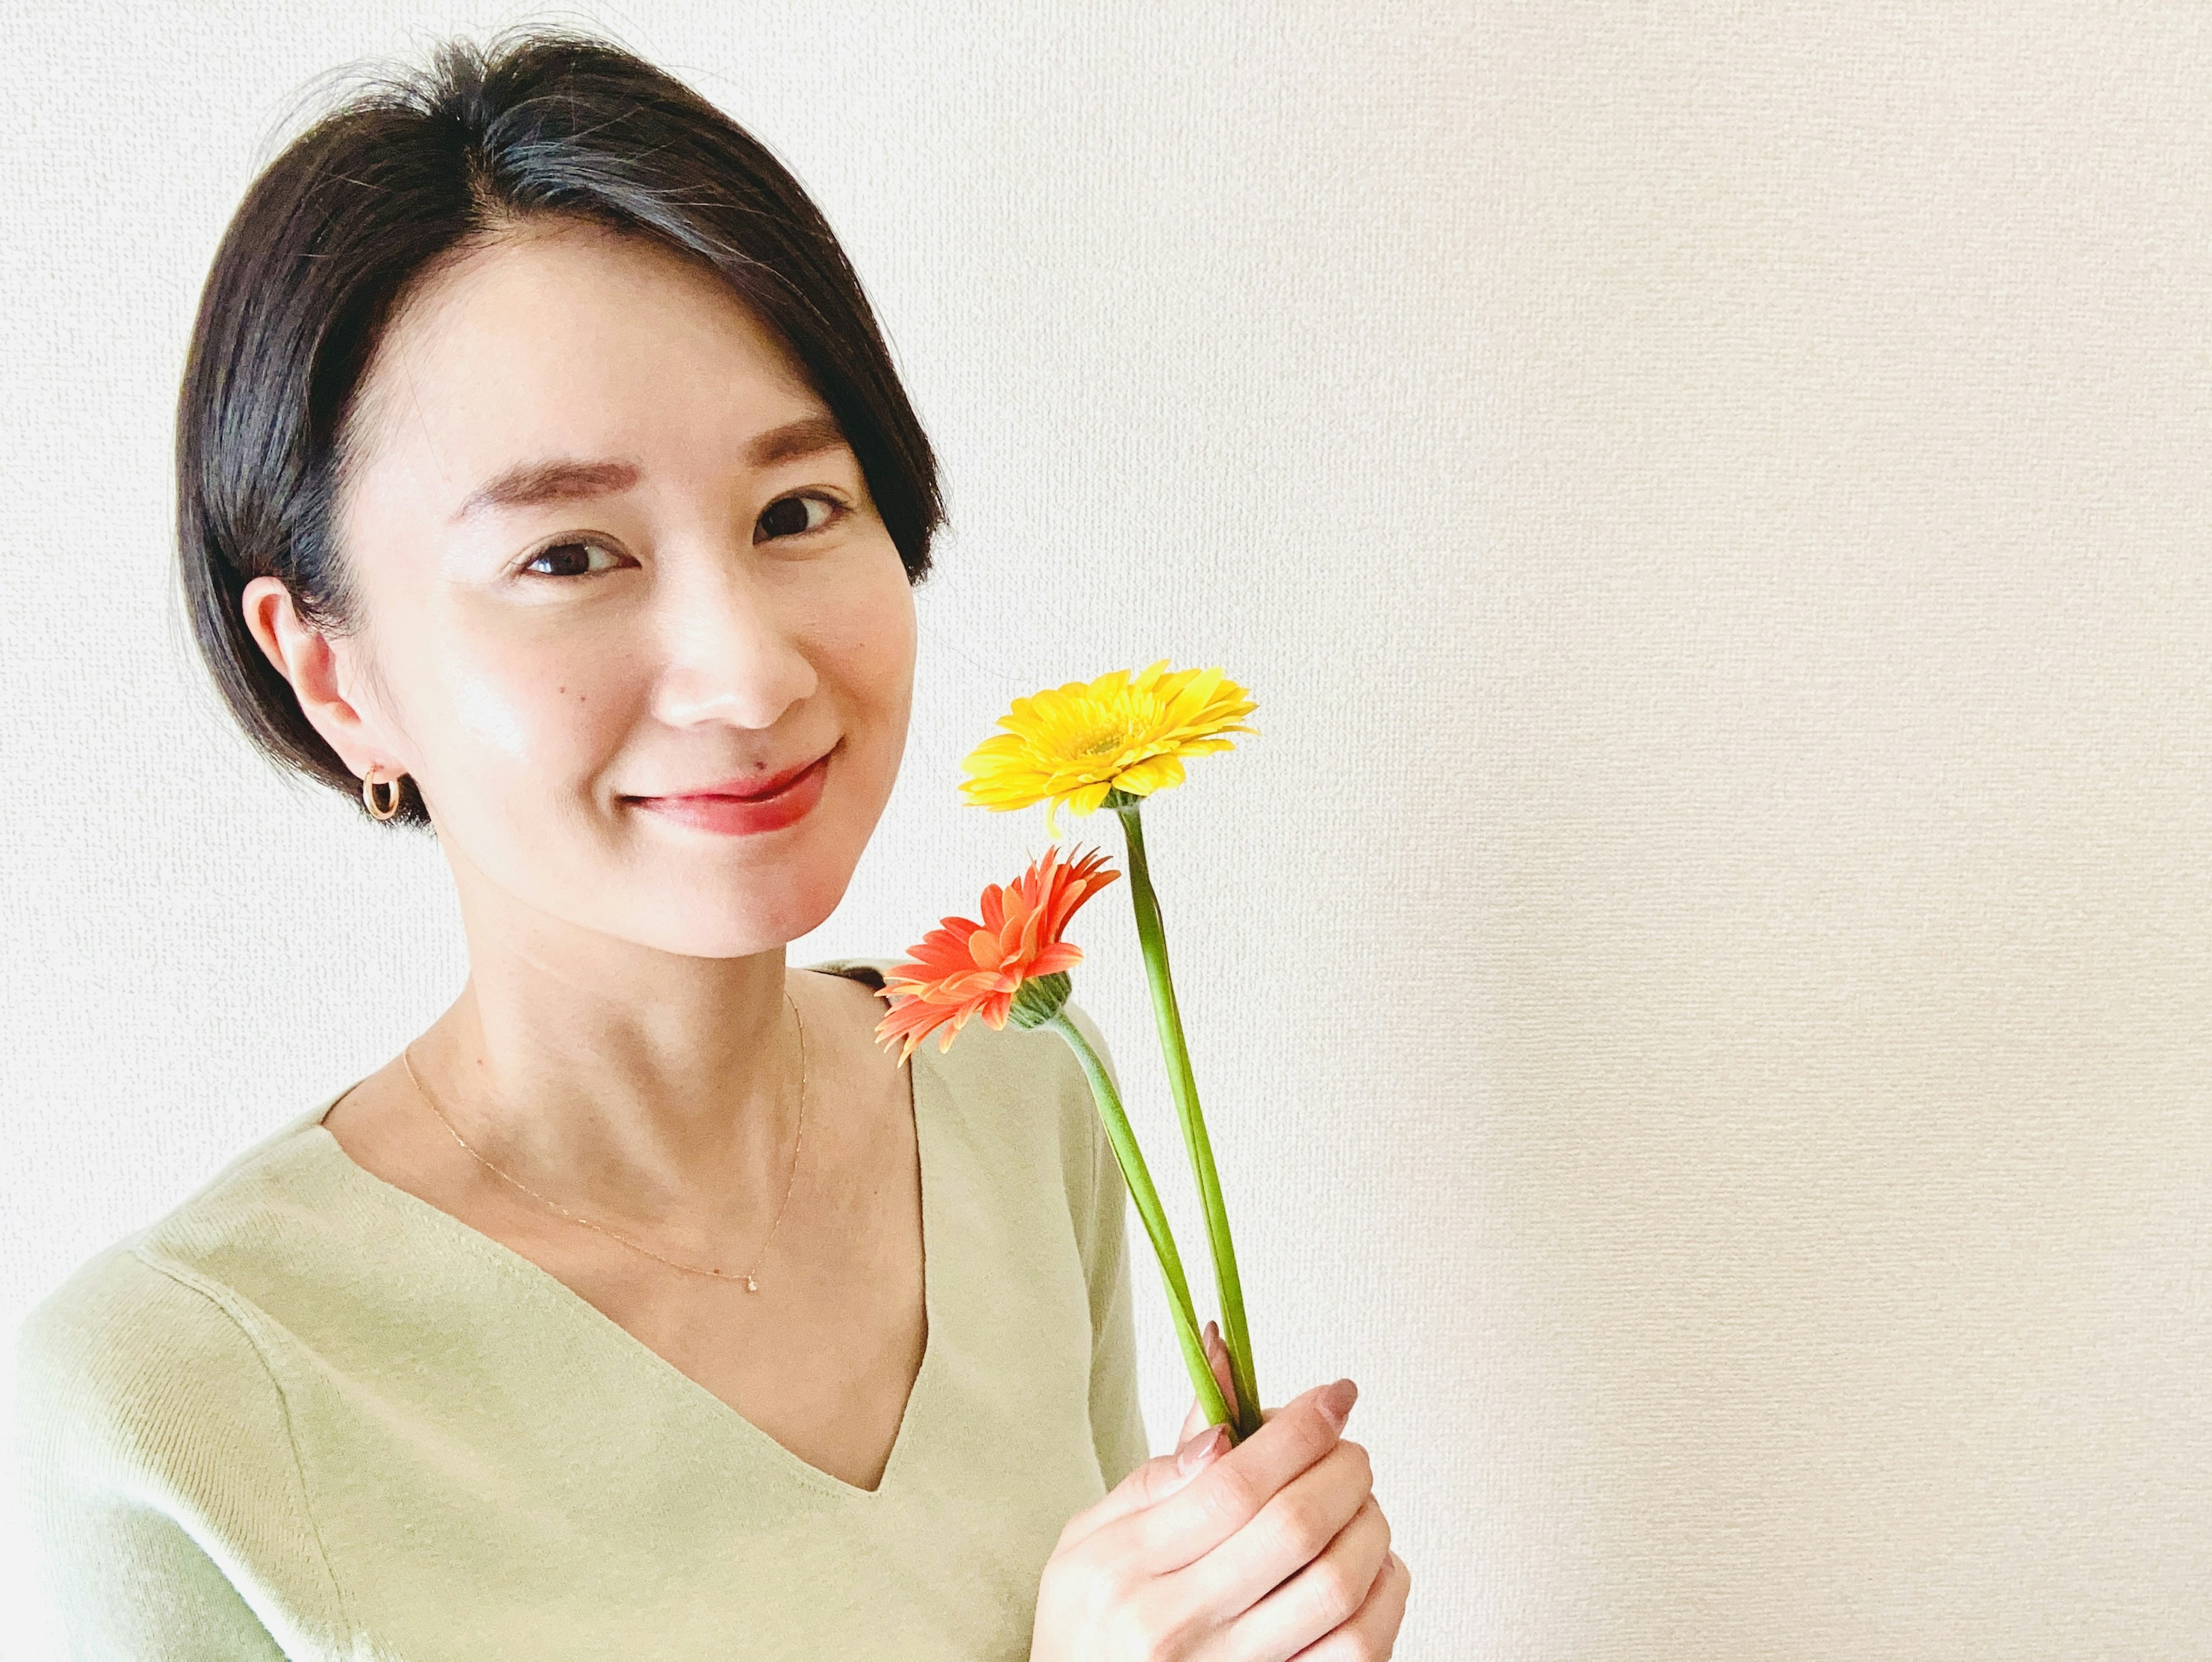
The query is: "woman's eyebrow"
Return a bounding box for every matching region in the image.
[453,459,639,522]
[450,418,851,523]
[745,414,849,468]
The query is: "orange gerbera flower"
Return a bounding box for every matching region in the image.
[873,844,1120,1063]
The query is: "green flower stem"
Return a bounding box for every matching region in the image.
[1112,799,1263,1442]
[1043,1009,1237,1440]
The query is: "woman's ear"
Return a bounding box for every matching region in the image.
[240,576,395,778]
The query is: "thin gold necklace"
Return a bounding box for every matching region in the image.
[400,988,807,1292]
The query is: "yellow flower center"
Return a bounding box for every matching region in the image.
[1068,725,1128,759]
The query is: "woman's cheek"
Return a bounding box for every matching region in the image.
[810,573,914,808]
[847,607,916,762]
[827,558,916,698]
[438,637,634,779]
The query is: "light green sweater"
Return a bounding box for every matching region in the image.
[13,960,1152,1659]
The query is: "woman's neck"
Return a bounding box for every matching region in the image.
[415,900,811,1240]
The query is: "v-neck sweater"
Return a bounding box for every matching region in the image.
[13,960,1152,1660]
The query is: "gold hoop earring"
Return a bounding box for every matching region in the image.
[362,768,405,821]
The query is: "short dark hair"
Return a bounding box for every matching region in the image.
[177,27,944,830]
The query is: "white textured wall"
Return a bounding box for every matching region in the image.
[6,4,2210,1657]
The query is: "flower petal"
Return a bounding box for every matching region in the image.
[880,842,1120,1054]
[955,662,1257,818]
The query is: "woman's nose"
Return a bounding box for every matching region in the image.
[646,551,817,731]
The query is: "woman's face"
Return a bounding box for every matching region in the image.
[259,217,917,957]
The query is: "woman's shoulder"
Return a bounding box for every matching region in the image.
[14,1089,362,1436]
[13,1232,292,1501]
[13,1217,332,1638]
[802,953,1128,1259]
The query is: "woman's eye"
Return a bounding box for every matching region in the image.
[521,537,624,579]
[756,493,840,542]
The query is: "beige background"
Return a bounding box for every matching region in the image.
[5,3,2209,1657]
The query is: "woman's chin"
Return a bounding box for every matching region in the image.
[624,872,847,959]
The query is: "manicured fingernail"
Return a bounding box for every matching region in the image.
[1320,1378,1358,1431]
[1177,1424,1228,1476]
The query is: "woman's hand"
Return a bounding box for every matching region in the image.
[1032,1324,1411,1660]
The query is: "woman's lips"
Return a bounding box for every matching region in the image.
[628,749,832,836]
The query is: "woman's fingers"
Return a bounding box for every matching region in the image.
[1138,1376,1355,1570]
[1065,1313,1346,1566]
[1054,1413,1235,1550]
[1067,1331,1298,1557]
[1286,1548,1412,1660]
[1177,1320,1242,1447]
[1224,1489,1391,1657]
[1160,1434,1376,1636]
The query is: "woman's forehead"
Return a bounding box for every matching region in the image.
[349,222,830,499]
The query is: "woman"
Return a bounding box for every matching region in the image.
[13,28,1408,1660]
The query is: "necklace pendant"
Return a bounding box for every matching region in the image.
[743,1274,759,1293]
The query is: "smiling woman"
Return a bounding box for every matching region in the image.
[247,211,925,952]
[12,24,1403,1662]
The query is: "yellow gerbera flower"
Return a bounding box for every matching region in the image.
[960,660,1259,835]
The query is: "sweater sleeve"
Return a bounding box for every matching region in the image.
[12,1243,343,1659]
[1057,998,1153,1493]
